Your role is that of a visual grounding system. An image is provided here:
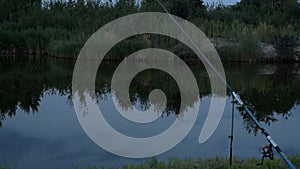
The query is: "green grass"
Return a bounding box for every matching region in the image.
[1,155,300,169]
[1,17,298,61]
[119,155,300,169]
[0,0,299,61]
[47,39,83,59]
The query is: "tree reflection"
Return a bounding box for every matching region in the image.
[231,64,300,135]
[0,59,74,126]
[128,69,181,116]
[0,60,299,136]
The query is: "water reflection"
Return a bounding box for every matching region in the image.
[230,64,300,134]
[0,59,299,135]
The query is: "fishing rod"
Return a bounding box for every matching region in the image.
[155,0,296,168]
[229,95,235,166]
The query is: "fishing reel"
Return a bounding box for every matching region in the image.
[257,144,274,166]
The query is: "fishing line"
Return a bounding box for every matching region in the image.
[154,0,296,168]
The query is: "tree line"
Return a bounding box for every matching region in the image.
[0,0,299,59]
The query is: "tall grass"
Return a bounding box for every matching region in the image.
[107,155,300,169]
[47,40,83,58]
[0,0,299,60]
[3,155,298,169]
[62,155,300,169]
[274,26,299,49]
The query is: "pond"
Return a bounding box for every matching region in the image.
[0,59,299,169]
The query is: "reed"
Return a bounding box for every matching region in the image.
[0,0,298,60]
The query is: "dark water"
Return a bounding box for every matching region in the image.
[0,59,300,169]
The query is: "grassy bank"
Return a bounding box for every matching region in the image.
[0,0,299,61]
[1,20,298,62]
[121,156,300,169]
[1,155,300,169]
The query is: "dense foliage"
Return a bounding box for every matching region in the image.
[0,0,299,59]
[1,155,300,169]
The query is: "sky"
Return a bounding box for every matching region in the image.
[203,0,241,6]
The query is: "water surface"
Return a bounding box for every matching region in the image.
[0,59,299,169]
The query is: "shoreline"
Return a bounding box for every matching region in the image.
[1,53,299,64]
[1,155,299,169]
[1,39,299,63]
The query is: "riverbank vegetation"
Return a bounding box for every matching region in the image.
[1,155,300,169]
[0,0,299,61]
[105,155,300,169]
